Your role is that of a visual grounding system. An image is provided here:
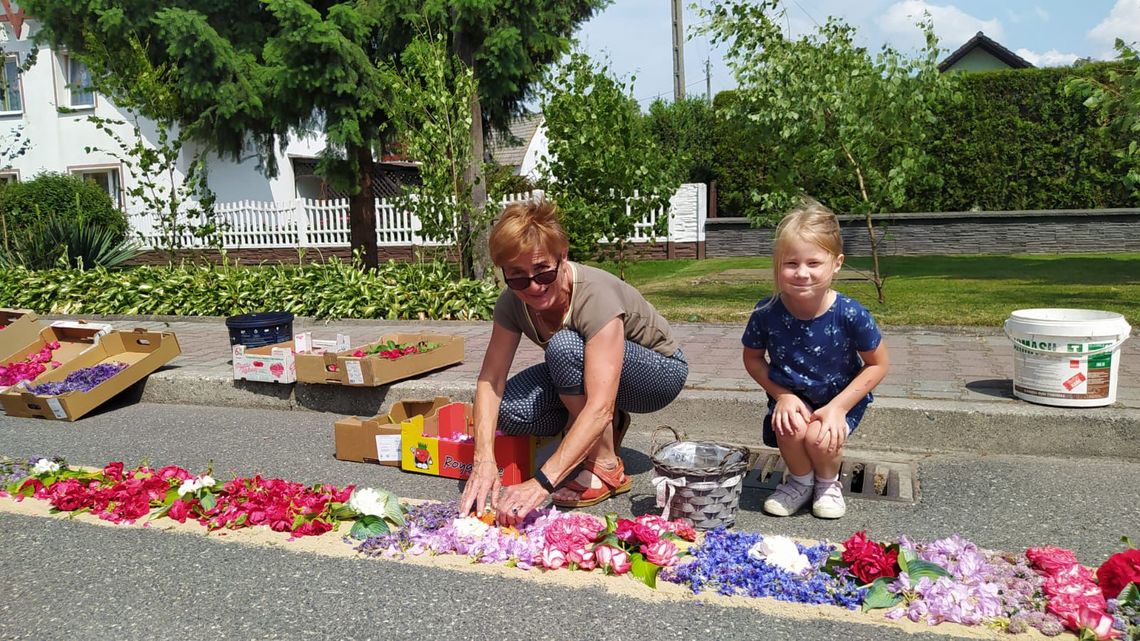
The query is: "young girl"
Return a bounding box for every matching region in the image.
[741,201,889,519]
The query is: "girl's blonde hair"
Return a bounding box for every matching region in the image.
[488,199,569,266]
[771,199,843,282]
[753,199,843,312]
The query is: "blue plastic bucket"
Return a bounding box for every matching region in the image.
[225,312,295,348]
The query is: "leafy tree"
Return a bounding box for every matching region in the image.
[422,0,608,277]
[388,28,480,276]
[645,97,717,184]
[1067,40,1140,198]
[541,52,681,278]
[703,0,957,302]
[25,0,602,275]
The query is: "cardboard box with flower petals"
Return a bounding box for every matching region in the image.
[0,328,181,421]
[399,400,548,486]
[334,396,453,467]
[0,321,114,399]
[326,333,464,387]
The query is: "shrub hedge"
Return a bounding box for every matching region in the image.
[0,259,499,320]
[0,173,130,238]
[701,62,1139,217]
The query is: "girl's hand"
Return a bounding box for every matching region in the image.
[811,405,848,453]
[459,459,502,517]
[772,394,810,435]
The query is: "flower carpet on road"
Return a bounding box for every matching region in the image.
[1,455,1137,640]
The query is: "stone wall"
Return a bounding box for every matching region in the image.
[705,209,1140,257]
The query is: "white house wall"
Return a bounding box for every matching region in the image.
[1,20,311,213]
[518,121,548,182]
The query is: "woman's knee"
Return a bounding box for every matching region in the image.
[545,330,585,392]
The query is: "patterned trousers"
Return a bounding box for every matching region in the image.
[497,329,688,437]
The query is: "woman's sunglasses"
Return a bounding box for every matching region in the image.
[503,261,561,291]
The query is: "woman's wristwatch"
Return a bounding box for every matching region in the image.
[532,469,555,493]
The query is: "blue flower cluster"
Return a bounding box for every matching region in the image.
[27,362,128,395]
[662,529,866,610]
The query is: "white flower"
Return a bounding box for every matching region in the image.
[347,487,387,517]
[178,475,217,497]
[31,459,60,476]
[177,478,201,496]
[748,535,811,575]
[452,516,490,539]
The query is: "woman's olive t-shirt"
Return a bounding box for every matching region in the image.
[493,262,679,357]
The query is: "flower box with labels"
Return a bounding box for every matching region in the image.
[232,333,351,384]
[332,333,464,387]
[0,329,181,421]
[0,321,113,398]
[399,400,546,485]
[333,396,453,467]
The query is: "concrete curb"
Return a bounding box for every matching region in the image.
[141,366,1140,462]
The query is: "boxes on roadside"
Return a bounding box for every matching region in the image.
[0,309,43,354]
[0,329,181,421]
[399,400,543,486]
[232,341,295,384]
[333,396,452,466]
[305,330,465,387]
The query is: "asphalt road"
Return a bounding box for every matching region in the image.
[1,402,1138,640]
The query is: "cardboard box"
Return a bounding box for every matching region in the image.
[232,341,296,384]
[335,333,464,387]
[0,329,181,421]
[400,401,542,486]
[0,309,43,355]
[334,396,452,465]
[0,322,113,395]
[294,332,352,384]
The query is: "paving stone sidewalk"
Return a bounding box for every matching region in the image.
[48,314,1140,409]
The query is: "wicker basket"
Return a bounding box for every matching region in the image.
[650,426,750,530]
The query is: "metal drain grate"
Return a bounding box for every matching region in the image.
[743,452,917,503]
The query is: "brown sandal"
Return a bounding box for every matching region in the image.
[551,457,632,508]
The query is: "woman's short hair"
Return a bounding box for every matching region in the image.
[488,199,569,266]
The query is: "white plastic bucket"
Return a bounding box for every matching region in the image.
[1004,308,1132,408]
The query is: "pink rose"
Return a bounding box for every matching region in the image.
[541,546,567,570]
[157,465,192,482]
[631,523,660,546]
[100,460,123,481]
[594,545,631,575]
[1047,593,1107,630]
[1027,546,1082,573]
[669,519,697,542]
[168,499,191,523]
[1076,605,1120,640]
[1097,549,1140,601]
[567,546,596,570]
[614,519,637,542]
[642,539,678,567]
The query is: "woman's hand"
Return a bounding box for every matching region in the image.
[459,459,502,517]
[495,479,550,528]
[811,404,848,453]
[772,393,810,436]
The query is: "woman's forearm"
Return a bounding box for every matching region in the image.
[472,377,504,462]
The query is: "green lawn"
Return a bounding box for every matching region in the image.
[591,254,1140,327]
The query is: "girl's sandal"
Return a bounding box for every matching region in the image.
[550,457,632,508]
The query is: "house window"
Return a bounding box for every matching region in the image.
[0,171,18,185]
[72,167,122,207]
[66,56,95,108]
[1,56,21,114]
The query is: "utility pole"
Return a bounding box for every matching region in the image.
[705,58,712,104]
[671,0,685,101]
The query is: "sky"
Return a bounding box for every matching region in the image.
[571,0,1140,109]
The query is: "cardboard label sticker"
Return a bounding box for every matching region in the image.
[46,397,68,419]
[345,360,364,385]
[375,434,401,462]
[294,332,311,354]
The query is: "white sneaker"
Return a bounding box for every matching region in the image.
[762,479,813,516]
[812,479,847,519]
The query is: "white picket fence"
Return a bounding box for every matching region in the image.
[129,189,674,250]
